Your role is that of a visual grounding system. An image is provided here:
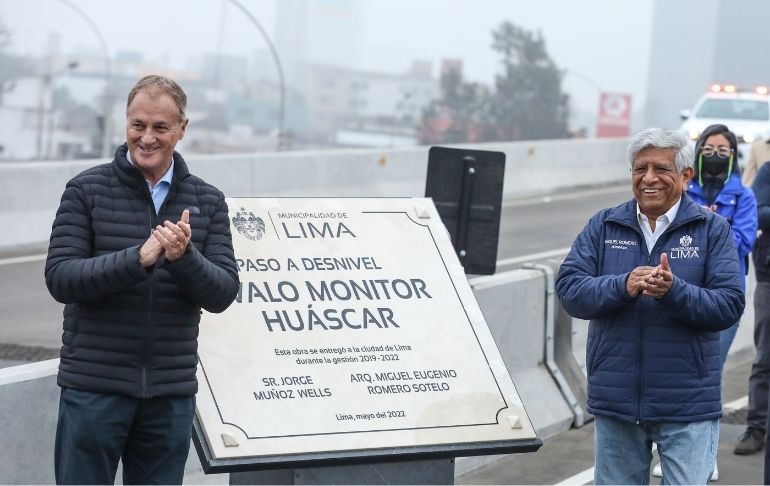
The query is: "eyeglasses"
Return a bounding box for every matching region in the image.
[631,164,676,176]
[701,146,733,158]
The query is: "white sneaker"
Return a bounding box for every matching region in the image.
[653,462,718,481]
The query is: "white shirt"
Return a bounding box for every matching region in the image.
[636,198,682,253]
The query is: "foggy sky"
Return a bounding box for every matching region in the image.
[0,0,654,113]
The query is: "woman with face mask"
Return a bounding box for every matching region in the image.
[653,123,757,481]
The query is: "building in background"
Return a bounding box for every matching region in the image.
[301,60,437,147]
[644,0,770,129]
[0,0,443,160]
[0,43,436,159]
[274,0,364,84]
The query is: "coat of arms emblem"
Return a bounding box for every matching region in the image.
[232,208,265,241]
[679,235,692,248]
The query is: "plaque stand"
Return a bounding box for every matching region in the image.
[229,458,455,485]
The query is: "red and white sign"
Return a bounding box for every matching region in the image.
[596,92,632,137]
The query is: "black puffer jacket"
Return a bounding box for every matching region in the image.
[45,144,240,398]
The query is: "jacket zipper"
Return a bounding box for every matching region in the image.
[142,201,156,398]
[635,245,652,423]
[634,222,691,422]
[139,171,181,397]
[609,205,706,423]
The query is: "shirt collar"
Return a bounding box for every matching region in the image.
[126,151,174,188]
[636,197,682,224]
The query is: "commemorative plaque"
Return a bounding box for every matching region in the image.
[194,197,540,472]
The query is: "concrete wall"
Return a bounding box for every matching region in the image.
[0,138,629,251]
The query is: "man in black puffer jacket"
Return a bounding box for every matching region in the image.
[45,75,239,485]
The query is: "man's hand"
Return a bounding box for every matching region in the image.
[642,253,673,299]
[626,266,656,298]
[153,209,192,262]
[139,233,165,267]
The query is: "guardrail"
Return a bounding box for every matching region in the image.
[0,138,629,251]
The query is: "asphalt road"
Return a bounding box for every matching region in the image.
[0,183,631,352]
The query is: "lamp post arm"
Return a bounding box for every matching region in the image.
[55,0,113,158]
[226,0,286,151]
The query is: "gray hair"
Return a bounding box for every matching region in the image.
[627,128,693,172]
[126,74,187,122]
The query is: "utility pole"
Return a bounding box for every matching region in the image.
[55,0,112,158]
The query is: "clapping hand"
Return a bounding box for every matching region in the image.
[626,253,673,299]
[139,210,192,266]
[153,209,191,262]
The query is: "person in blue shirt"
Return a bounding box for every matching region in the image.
[687,124,757,369]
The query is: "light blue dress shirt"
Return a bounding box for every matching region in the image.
[127,151,174,215]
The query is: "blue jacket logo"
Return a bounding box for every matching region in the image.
[671,235,699,259]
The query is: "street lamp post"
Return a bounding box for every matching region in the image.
[226,0,287,151]
[562,69,603,137]
[37,61,79,160]
[54,0,113,158]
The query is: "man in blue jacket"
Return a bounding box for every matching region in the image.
[556,128,745,485]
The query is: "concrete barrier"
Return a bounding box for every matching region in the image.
[0,267,569,483]
[0,138,629,251]
[0,258,759,483]
[456,268,575,476]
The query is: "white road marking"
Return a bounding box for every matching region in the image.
[0,254,47,266]
[503,185,629,208]
[497,247,572,267]
[724,395,748,411]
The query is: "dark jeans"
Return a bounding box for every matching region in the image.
[753,283,770,434]
[754,282,770,484]
[54,387,195,485]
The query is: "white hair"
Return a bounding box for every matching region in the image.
[627,128,693,172]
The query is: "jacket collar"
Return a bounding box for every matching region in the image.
[687,172,745,199]
[606,193,706,230]
[112,143,190,189]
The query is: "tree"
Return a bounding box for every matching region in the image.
[418,21,570,144]
[487,21,570,141]
[0,18,28,106]
[417,66,491,145]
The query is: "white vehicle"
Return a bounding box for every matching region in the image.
[679,84,770,163]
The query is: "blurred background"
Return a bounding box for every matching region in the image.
[0,0,768,161]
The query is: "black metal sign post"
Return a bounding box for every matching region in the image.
[425,146,505,275]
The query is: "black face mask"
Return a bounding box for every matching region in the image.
[701,155,729,178]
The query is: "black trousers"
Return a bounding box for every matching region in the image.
[54,387,195,485]
[751,283,770,434]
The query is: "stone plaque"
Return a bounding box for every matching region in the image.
[194,198,540,472]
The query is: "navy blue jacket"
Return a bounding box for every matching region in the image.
[45,144,240,398]
[556,195,744,422]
